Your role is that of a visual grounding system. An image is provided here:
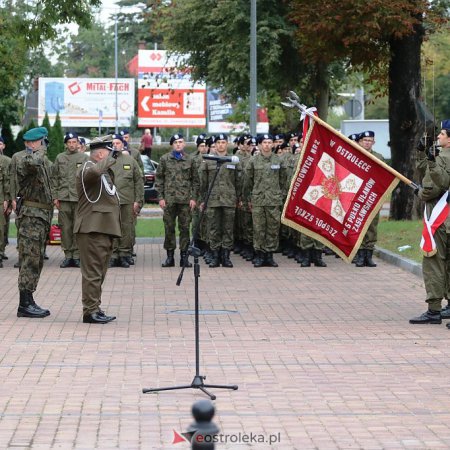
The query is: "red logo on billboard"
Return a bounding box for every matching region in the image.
[68,82,82,95]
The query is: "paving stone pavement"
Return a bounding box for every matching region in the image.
[1,242,449,450]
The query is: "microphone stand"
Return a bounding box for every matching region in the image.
[143,159,238,400]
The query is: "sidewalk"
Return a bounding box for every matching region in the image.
[0,241,449,449]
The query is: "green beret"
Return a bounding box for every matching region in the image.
[89,134,114,151]
[23,127,48,142]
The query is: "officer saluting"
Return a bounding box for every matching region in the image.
[74,136,121,324]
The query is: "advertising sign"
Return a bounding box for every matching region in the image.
[137,50,206,128]
[38,77,135,127]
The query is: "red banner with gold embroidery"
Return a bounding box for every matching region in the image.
[282,117,400,262]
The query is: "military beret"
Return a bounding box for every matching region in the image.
[233,137,239,144]
[170,134,184,145]
[247,137,257,146]
[119,129,130,136]
[78,137,86,145]
[291,142,301,153]
[89,135,114,151]
[112,133,124,142]
[64,132,78,143]
[196,134,207,146]
[257,133,273,144]
[348,133,359,141]
[0,136,4,144]
[23,127,48,142]
[361,130,375,138]
[214,133,228,143]
[441,119,450,131]
[238,134,252,145]
[274,133,285,141]
[287,132,298,139]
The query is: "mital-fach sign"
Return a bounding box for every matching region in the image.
[137,50,206,128]
[38,77,135,127]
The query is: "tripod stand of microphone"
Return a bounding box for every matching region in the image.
[143,156,238,400]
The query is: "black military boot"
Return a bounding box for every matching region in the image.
[441,303,450,320]
[209,250,220,268]
[60,258,73,268]
[365,249,377,267]
[264,252,278,267]
[119,257,130,268]
[17,291,50,318]
[233,241,243,254]
[355,249,366,267]
[221,248,233,267]
[301,249,312,267]
[0,259,3,268]
[312,249,327,267]
[253,251,265,267]
[72,259,81,268]
[161,250,175,267]
[409,309,442,324]
[245,247,255,262]
[180,251,192,268]
[294,248,305,264]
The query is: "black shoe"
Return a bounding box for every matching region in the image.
[83,312,115,324]
[44,253,49,260]
[60,258,74,268]
[180,251,192,268]
[355,249,366,267]
[312,249,327,267]
[119,257,130,268]
[126,256,135,265]
[14,262,21,268]
[441,305,450,319]
[162,250,175,267]
[98,310,117,321]
[0,260,3,268]
[72,259,81,268]
[221,249,233,268]
[209,250,220,268]
[446,323,450,329]
[17,304,50,318]
[409,310,442,324]
[253,251,264,267]
[264,252,278,267]
[109,258,119,268]
[365,249,377,267]
[301,249,312,267]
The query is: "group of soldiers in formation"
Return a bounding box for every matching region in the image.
[155,129,382,270]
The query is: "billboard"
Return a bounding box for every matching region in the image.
[38,77,135,127]
[137,50,206,128]
[207,88,269,134]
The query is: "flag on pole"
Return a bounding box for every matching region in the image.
[281,112,400,263]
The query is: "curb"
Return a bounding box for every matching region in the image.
[375,247,422,278]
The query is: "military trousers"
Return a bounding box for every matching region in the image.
[300,234,324,250]
[360,212,380,250]
[76,232,113,316]
[423,226,450,311]
[113,203,134,258]
[18,216,50,292]
[0,209,5,257]
[58,201,80,259]
[252,205,281,252]
[242,209,253,246]
[207,206,235,251]
[163,203,191,251]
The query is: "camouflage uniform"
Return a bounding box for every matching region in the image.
[0,154,10,262]
[244,152,286,263]
[15,149,53,293]
[200,158,242,266]
[110,154,144,264]
[237,152,254,258]
[155,151,199,252]
[52,150,89,261]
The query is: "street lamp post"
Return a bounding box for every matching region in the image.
[249,0,257,136]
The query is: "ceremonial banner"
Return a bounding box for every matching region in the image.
[282,115,400,262]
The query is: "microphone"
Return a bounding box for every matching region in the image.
[202,154,240,164]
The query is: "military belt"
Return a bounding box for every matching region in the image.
[23,200,53,211]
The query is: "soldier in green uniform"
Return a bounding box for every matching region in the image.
[410,120,450,325]
[0,137,11,267]
[109,134,144,268]
[75,136,121,324]
[244,134,287,267]
[354,131,383,267]
[52,132,89,268]
[14,127,52,318]
[155,134,199,268]
[200,134,242,268]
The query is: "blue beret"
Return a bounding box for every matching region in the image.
[119,129,130,136]
[112,134,124,142]
[170,134,184,145]
[361,130,375,138]
[23,127,48,142]
[441,119,450,131]
[247,137,257,146]
[287,132,298,139]
[348,133,359,141]
[196,134,207,146]
[214,133,228,143]
[257,133,274,144]
[274,133,285,141]
[64,132,78,143]
[78,137,86,145]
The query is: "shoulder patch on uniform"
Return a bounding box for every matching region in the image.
[123,164,131,170]
[76,162,82,167]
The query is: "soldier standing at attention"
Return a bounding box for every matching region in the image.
[200,133,242,268]
[155,134,199,268]
[244,134,286,267]
[354,131,383,267]
[119,129,145,175]
[0,137,11,267]
[15,127,52,318]
[52,132,89,268]
[74,136,121,324]
[109,134,144,268]
[410,120,450,325]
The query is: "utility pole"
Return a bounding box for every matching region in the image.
[114,15,119,133]
[249,0,257,136]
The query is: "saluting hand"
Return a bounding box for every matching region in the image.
[159,199,166,209]
[54,199,60,209]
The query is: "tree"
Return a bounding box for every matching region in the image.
[48,113,64,162]
[1,122,17,157]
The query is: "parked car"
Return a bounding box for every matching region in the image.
[140,154,159,203]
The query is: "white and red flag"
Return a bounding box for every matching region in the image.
[282,112,403,262]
